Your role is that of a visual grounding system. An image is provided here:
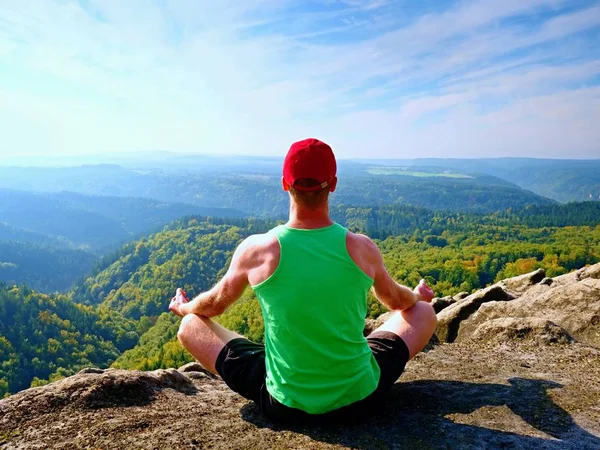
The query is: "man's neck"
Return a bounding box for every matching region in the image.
[287,201,333,229]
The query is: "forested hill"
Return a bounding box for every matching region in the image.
[496,202,600,227]
[0,189,243,251]
[0,165,552,216]
[0,242,96,292]
[2,204,600,395]
[334,202,600,239]
[0,190,244,292]
[0,284,141,397]
[357,158,600,203]
[72,202,600,319]
[109,207,600,371]
[71,218,275,319]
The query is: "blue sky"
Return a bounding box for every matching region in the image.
[0,0,599,159]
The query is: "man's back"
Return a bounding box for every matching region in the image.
[249,223,380,414]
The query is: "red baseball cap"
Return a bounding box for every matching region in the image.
[283,138,337,192]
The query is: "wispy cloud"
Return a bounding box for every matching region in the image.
[0,0,598,158]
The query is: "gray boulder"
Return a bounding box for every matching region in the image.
[0,369,196,427]
[582,262,600,280]
[436,284,514,343]
[469,317,575,345]
[498,268,546,296]
[458,278,600,347]
[552,262,600,287]
[179,362,216,379]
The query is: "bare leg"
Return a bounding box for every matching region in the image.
[177,314,245,374]
[373,301,437,360]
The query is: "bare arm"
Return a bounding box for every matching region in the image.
[359,235,432,310]
[174,239,253,318]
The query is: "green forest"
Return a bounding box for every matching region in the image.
[1,202,599,396]
[0,285,141,397]
[0,189,245,253]
[0,242,96,292]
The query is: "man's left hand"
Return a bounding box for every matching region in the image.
[169,288,189,317]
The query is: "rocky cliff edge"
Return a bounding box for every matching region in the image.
[2,264,600,449]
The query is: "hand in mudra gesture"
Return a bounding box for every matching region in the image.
[169,288,189,317]
[413,279,434,303]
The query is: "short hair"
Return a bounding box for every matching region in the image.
[288,178,330,209]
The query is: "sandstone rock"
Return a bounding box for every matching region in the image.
[436,284,514,343]
[458,278,600,347]
[509,282,553,305]
[581,262,600,280]
[552,271,581,287]
[0,368,196,428]
[499,268,546,295]
[2,342,599,449]
[179,362,205,373]
[552,262,600,287]
[3,266,600,449]
[179,362,209,373]
[469,317,575,345]
[185,371,210,380]
[541,277,554,286]
[179,362,216,379]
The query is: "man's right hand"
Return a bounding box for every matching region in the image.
[169,288,189,317]
[413,279,434,303]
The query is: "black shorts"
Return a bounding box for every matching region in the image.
[215,330,410,423]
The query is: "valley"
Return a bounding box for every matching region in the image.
[0,157,599,398]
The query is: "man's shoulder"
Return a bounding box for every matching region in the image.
[238,232,279,255]
[233,232,280,274]
[346,231,381,267]
[346,230,378,253]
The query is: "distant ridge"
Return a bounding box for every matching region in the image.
[354,157,600,203]
[0,163,553,215]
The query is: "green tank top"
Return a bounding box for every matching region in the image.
[252,223,380,414]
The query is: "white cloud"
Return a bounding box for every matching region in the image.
[0,0,598,158]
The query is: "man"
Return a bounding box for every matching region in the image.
[169,138,437,422]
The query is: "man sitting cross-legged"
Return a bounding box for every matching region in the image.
[169,138,437,422]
